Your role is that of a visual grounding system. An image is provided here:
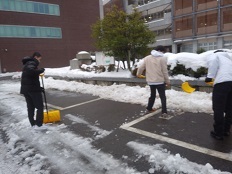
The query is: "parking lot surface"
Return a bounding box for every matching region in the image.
[45,89,232,173]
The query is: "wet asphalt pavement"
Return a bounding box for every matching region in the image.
[44,89,232,173]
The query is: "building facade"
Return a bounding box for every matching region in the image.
[103,0,124,14]
[128,0,172,52]
[0,0,100,72]
[103,0,172,51]
[103,0,232,53]
[172,0,232,53]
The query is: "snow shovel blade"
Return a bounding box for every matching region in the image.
[43,110,60,123]
[206,81,213,86]
[181,82,196,93]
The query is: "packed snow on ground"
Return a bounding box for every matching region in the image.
[0,49,232,173]
[0,78,230,174]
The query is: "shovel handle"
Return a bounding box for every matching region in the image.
[41,76,48,115]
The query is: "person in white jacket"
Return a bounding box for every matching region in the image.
[205,50,232,140]
[137,45,170,117]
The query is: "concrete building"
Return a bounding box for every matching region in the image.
[172,0,232,53]
[103,0,172,51]
[0,0,100,72]
[128,0,172,52]
[102,0,232,53]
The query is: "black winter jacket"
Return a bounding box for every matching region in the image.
[20,57,44,94]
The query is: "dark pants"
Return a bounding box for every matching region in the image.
[212,82,232,136]
[24,92,44,127]
[147,84,167,113]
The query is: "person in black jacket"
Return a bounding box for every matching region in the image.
[20,52,46,130]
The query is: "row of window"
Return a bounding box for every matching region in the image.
[144,9,171,23]
[137,0,158,6]
[0,0,60,16]
[0,25,62,39]
[174,7,232,38]
[174,0,232,16]
[154,27,172,36]
[181,40,232,52]
[175,0,231,10]
[198,42,217,50]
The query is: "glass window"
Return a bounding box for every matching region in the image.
[39,4,44,13]
[0,25,62,39]
[27,2,33,13]
[21,1,27,12]
[9,0,15,11]
[30,27,36,37]
[15,1,21,11]
[174,16,193,38]
[0,0,3,9]
[34,2,39,13]
[5,26,11,36]
[48,5,55,15]
[0,27,4,36]
[18,26,24,36]
[198,42,217,51]
[181,44,193,52]
[44,4,49,14]
[0,0,60,16]
[24,27,30,37]
[54,5,60,15]
[35,28,41,37]
[12,27,17,36]
[128,0,135,5]
[224,40,232,49]
[3,0,10,10]
[221,0,232,6]
[175,0,192,10]
[40,28,46,37]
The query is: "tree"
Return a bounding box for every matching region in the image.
[91,6,156,71]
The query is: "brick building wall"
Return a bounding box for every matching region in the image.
[0,0,100,72]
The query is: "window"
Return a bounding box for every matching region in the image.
[174,16,193,38]
[175,0,193,10]
[221,0,232,6]
[220,7,232,32]
[0,0,60,16]
[197,11,217,28]
[128,0,135,5]
[224,40,232,49]
[222,7,232,24]
[198,42,217,51]
[181,44,193,52]
[154,27,172,36]
[175,17,192,31]
[0,25,62,39]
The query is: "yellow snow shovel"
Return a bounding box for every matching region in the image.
[40,74,61,123]
[206,82,214,86]
[181,82,196,93]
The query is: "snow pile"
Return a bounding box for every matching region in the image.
[135,49,232,72]
[165,49,232,71]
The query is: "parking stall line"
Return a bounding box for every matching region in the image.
[61,98,102,110]
[46,103,64,110]
[120,111,232,162]
[120,109,161,129]
[121,126,232,162]
[45,98,102,111]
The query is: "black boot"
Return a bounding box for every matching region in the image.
[210,131,224,140]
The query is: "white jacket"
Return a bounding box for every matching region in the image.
[137,50,170,85]
[207,52,232,85]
